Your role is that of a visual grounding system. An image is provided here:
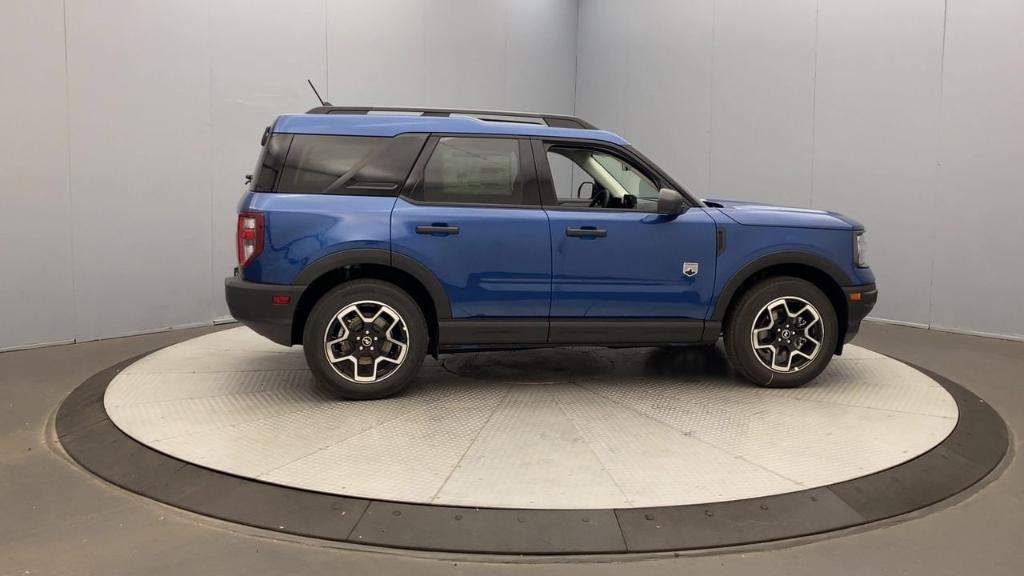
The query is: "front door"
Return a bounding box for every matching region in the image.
[391,135,551,343]
[536,139,717,343]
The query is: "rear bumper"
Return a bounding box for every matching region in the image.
[843,283,877,344]
[224,275,305,346]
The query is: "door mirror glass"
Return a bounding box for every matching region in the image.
[657,188,685,215]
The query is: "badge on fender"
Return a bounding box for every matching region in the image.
[683,262,699,277]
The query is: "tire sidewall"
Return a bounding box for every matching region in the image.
[303,280,428,400]
[725,278,838,388]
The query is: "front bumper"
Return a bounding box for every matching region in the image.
[224,275,305,346]
[842,283,877,344]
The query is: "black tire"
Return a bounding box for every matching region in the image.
[302,280,428,400]
[723,277,838,388]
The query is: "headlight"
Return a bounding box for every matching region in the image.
[854,230,868,268]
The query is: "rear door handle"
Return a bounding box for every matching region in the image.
[566,227,607,238]
[416,224,460,236]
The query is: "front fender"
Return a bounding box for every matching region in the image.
[709,250,853,323]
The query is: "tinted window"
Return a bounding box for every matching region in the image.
[251,134,291,192]
[420,137,522,205]
[342,133,427,194]
[277,135,383,193]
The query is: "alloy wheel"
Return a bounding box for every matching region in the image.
[323,301,409,384]
[749,296,823,373]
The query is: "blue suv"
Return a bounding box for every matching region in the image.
[226,106,876,399]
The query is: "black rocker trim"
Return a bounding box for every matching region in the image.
[437,318,708,348]
[548,319,705,345]
[438,319,548,345]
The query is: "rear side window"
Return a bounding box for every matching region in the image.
[277,135,383,193]
[419,137,522,205]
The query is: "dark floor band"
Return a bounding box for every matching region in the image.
[55,349,1008,555]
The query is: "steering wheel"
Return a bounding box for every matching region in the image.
[589,188,609,208]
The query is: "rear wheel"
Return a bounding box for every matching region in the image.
[724,277,837,388]
[303,280,427,400]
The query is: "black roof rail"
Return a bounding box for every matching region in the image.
[304,106,597,130]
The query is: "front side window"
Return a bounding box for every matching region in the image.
[419,137,523,205]
[546,146,659,210]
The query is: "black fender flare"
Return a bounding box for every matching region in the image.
[709,251,853,323]
[292,248,452,320]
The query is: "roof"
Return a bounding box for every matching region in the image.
[272,113,630,146]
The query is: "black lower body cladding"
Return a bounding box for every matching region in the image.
[224,276,304,346]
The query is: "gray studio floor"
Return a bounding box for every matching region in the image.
[2,322,1021,576]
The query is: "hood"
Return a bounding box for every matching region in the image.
[703,198,862,230]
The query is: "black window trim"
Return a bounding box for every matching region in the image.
[250,133,294,193]
[398,133,542,210]
[532,137,700,213]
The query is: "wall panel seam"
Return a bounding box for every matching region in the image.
[809,0,821,208]
[61,0,79,344]
[927,0,951,331]
[707,0,718,196]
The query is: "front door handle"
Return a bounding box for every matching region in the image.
[416,224,460,236]
[566,227,607,238]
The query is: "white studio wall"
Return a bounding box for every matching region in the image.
[929,0,1024,339]
[65,0,216,343]
[0,0,75,350]
[1,0,1021,350]
[576,0,1024,340]
[0,0,580,351]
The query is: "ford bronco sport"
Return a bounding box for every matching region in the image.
[226,106,877,399]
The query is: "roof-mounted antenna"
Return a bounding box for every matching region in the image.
[307,79,331,107]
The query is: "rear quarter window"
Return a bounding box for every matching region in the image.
[277,135,384,193]
[251,133,427,195]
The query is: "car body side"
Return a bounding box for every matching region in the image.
[226,114,876,356]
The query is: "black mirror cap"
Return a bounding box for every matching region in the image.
[657,188,685,215]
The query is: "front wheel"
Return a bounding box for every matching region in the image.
[303,280,428,400]
[723,277,838,388]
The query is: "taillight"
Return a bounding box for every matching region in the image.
[237,212,265,267]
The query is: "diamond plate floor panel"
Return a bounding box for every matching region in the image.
[432,384,630,508]
[103,327,959,509]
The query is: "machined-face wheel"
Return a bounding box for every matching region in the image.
[323,300,409,384]
[750,296,824,373]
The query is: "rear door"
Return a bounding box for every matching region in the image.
[390,135,551,344]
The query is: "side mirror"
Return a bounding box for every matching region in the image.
[657,188,685,215]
